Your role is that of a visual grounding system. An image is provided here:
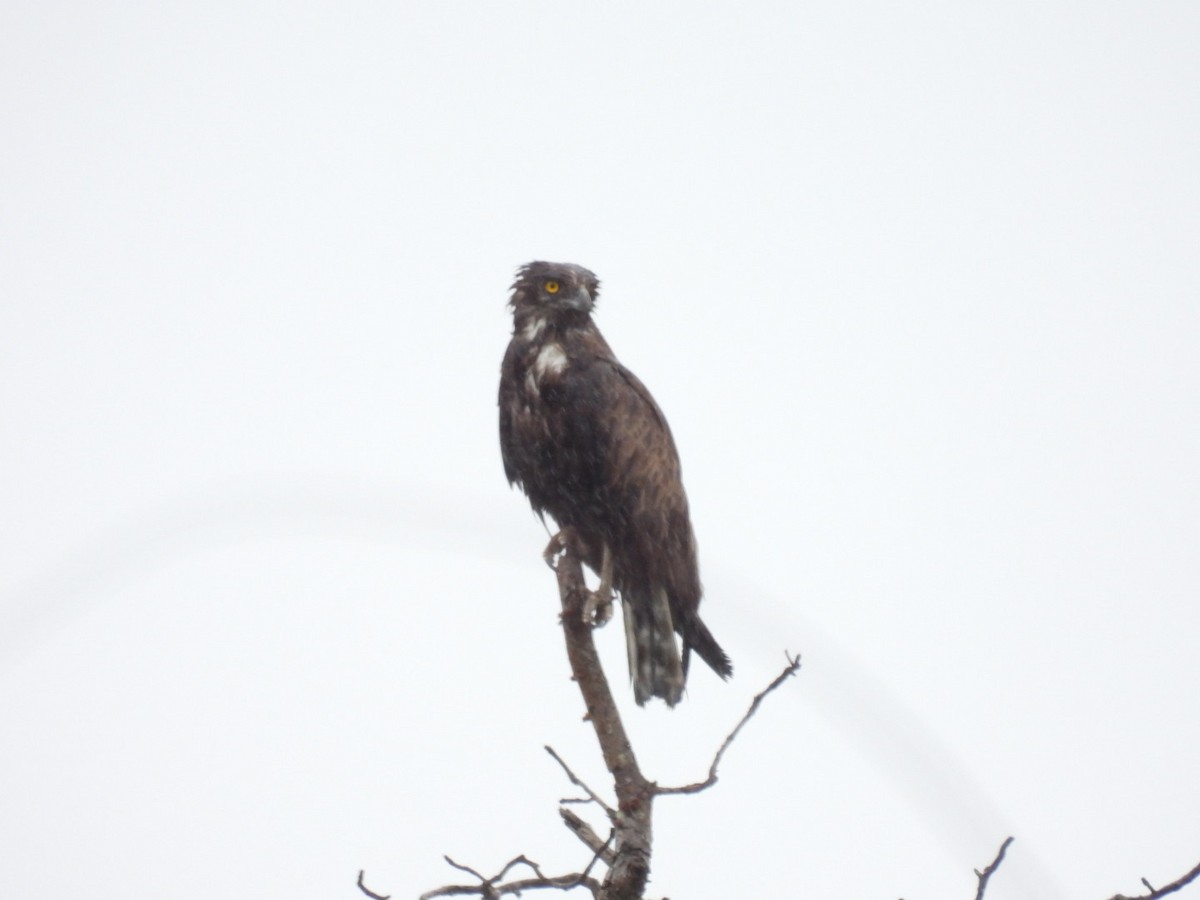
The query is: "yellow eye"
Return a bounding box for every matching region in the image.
[544,280,560,294]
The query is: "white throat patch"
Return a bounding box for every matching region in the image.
[535,343,568,378]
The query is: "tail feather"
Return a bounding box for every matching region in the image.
[621,587,685,706]
[678,609,733,680]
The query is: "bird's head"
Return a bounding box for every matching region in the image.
[509,261,600,326]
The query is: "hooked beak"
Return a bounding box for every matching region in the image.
[562,284,593,312]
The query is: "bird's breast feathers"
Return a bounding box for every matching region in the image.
[534,342,568,380]
[515,335,574,404]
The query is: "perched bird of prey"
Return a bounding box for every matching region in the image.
[498,261,732,706]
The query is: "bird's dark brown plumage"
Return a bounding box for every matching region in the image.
[498,261,732,706]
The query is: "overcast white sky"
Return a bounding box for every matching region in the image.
[2,2,1198,898]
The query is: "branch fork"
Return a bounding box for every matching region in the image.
[380,540,1200,900]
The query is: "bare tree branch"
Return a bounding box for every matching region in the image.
[418,853,602,900]
[444,856,490,882]
[553,543,654,900]
[578,832,616,884]
[965,839,1200,900]
[560,807,617,864]
[419,873,599,900]
[545,744,616,818]
[656,653,801,796]
[973,837,1014,900]
[356,869,390,900]
[1107,860,1200,900]
[388,532,1200,900]
[406,539,802,900]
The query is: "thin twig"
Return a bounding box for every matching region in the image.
[973,837,1014,900]
[419,853,601,900]
[494,855,547,883]
[545,744,616,818]
[444,857,489,882]
[1107,859,1200,900]
[356,869,390,900]
[656,653,802,796]
[578,831,615,883]
[419,873,600,900]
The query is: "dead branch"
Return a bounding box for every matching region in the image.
[445,856,490,882]
[554,544,654,900]
[560,808,617,864]
[417,853,601,900]
[1107,859,1200,900]
[965,837,1200,900]
[356,869,390,900]
[973,837,1014,899]
[545,744,616,817]
[655,653,801,796]
[382,532,1200,900]
[551,542,806,897]
[418,873,598,900]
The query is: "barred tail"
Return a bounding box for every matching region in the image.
[621,587,685,706]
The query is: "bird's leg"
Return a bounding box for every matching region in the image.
[543,529,571,570]
[582,542,614,628]
[545,529,613,627]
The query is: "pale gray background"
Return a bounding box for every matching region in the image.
[2,3,1197,898]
